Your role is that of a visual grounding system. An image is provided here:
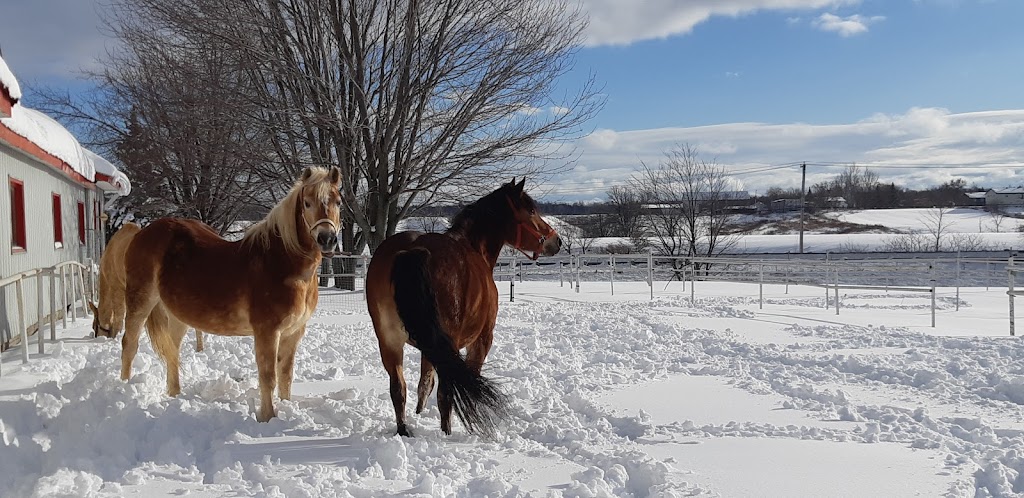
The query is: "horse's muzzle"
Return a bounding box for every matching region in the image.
[316,231,339,256]
[542,235,562,256]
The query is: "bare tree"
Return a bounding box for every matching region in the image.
[37,7,270,234]
[989,209,1009,233]
[633,144,738,271]
[605,185,645,237]
[920,207,951,252]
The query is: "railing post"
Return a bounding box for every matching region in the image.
[955,251,961,312]
[16,278,28,364]
[36,270,45,355]
[70,265,80,323]
[690,265,695,306]
[60,265,67,329]
[930,263,936,328]
[78,265,89,318]
[759,264,764,310]
[575,255,581,293]
[609,254,615,296]
[834,267,840,316]
[49,268,57,340]
[649,251,654,300]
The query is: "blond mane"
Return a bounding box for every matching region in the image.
[243,167,336,256]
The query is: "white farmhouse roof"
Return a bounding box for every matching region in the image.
[1,104,95,181]
[0,54,21,100]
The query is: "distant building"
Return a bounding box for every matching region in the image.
[770,198,802,212]
[1,54,131,349]
[985,188,1024,208]
[965,191,987,207]
[825,197,848,209]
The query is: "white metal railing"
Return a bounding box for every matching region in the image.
[0,260,95,378]
[1007,256,1024,336]
[495,252,1020,330]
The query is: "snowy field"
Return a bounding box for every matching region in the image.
[3,277,1024,497]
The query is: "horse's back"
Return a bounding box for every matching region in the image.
[126,218,253,334]
[367,230,497,347]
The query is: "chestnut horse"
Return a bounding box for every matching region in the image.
[366,178,561,437]
[121,166,342,422]
[90,222,204,352]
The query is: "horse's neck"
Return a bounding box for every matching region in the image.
[449,220,505,269]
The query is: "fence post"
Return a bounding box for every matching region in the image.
[648,251,654,300]
[759,264,764,310]
[575,255,581,293]
[955,251,961,312]
[1009,257,1016,336]
[36,270,45,355]
[690,266,695,306]
[930,263,936,328]
[16,278,28,364]
[834,267,840,316]
[559,259,564,288]
[610,255,615,296]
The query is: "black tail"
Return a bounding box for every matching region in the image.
[391,247,509,437]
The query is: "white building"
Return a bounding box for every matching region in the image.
[1,54,130,350]
[985,188,1024,208]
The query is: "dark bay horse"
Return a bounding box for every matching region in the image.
[121,166,342,422]
[366,178,561,437]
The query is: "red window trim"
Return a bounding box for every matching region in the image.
[9,176,26,253]
[77,201,86,244]
[52,193,64,248]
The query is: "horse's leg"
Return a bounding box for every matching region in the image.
[415,358,435,414]
[465,329,495,375]
[162,311,189,396]
[195,330,204,352]
[121,285,158,382]
[438,384,453,435]
[276,325,306,401]
[253,329,281,422]
[379,344,410,436]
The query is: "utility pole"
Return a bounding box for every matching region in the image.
[799,162,806,254]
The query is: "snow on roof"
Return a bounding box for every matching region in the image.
[86,149,131,196]
[991,187,1024,195]
[0,54,21,100]
[966,191,988,199]
[0,104,95,182]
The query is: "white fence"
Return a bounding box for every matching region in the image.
[0,260,95,377]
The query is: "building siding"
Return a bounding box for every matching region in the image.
[1,141,99,346]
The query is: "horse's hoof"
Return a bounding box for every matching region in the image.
[397,425,413,437]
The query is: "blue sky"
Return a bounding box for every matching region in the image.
[2,0,1023,202]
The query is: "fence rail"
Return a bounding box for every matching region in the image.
[1,260,95,377]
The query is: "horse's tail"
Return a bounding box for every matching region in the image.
[391,247,509,437]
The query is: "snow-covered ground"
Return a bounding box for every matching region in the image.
[3,277,1023,497]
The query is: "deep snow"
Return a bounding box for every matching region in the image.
[3,277,1023,497]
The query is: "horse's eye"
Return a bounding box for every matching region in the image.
[304,201,311,209]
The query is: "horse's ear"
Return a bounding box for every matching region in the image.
[515,177,526,194]
[329,166,341,186]
[300,167,313,182]
[505,177,516,189]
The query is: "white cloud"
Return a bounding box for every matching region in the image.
[550,105,571,116]
[579,0,859,46]
[541,108,1024,201]
[812,13,885,37]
